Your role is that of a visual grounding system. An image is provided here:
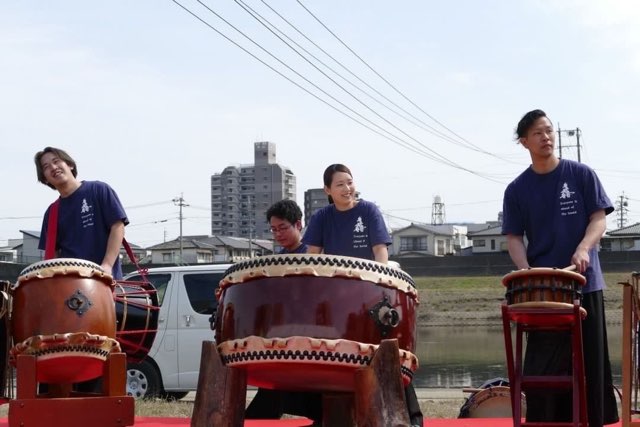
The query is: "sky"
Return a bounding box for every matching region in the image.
[1,0,639,249]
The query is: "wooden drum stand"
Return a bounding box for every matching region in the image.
[501,268,588,427]
[191,338,410,427]
[621,272,640,427]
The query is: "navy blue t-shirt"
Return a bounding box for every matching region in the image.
[302,200,391,261]
[39,180,129,279]
[502,159,613,293]
[278,243,308,254]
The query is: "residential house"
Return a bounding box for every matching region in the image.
[390,223,467,257]
[147,235,274,264]
[467,225,508,254]
[16,230,44,264]
[602,222,640,251]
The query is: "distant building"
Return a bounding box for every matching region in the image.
[210,142,296,240]
[304,188,329,226]
[602,222,640,251]
[467,224,508,254]
[16,230,44,264]
[147,235,274,264]
[390,223,468,257]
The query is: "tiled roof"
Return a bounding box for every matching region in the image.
[606,222,640,237]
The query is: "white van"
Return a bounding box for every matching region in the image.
[122,263,232,399]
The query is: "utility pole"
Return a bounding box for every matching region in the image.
[248,195,253,257]
[616,192,629,229]
[173,193,189,264]
[557,124,582,162]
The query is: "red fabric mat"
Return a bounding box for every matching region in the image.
[0,418,625,426]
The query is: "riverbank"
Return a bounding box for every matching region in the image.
[415,272,629,327]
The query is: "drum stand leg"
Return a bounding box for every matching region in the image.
[191,340,247,427]
[8,352,134,427]
[502,301,587,427]
[353,339,411,427]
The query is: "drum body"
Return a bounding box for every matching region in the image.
[10,258,118,383]
[114,280,159,362]
[215,254,419,392]
[503,267,586,306]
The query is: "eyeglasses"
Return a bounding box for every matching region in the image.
[270,224,293,234]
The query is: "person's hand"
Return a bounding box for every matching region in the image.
[571,246,590,273]
[100,261,114,276]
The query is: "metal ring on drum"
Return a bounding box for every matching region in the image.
[214,253,420,392]
[502,267,587,324]
[10,258,120,383]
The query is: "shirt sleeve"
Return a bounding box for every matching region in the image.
[367,202,391,246]
[302,208,324,247]
[502,184,524,236]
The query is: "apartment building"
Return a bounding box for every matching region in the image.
[210,142,296,240]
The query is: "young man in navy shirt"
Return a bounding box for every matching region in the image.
[502,110,618,426]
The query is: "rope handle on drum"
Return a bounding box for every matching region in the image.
[45,198,148,278]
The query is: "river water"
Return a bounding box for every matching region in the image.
[412,324,623,388]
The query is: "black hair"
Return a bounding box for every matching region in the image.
[34,147,78,189]
[322,163,353,204]
[266,199,303,224]
[515,109,549,140]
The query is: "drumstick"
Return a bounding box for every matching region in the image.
[562,265,577,271]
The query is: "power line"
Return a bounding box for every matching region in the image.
[253,0,502,158]
[174,0,505,183]
[295,0,484,153]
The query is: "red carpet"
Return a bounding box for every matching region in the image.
[0,418,624,426]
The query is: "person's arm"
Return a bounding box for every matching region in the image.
[101,220,125,275]
[571,209,606,273]
[372,244,388,264]
[306,245,323,254]
[506,234,529,270]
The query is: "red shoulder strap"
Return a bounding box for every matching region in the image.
[44,199,60,260]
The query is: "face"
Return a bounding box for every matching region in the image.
[269,216,302,250]
[520,116,555,159]
[325,171,356,209]
[39,152,75,189]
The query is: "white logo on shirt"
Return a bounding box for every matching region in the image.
[81,198,92,214]
[354,216,366,233]
[559,183,575,200]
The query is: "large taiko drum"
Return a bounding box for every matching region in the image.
[10,258,120,383]
[214,254,419,392]
[502,267,587,323]
[114,280,159,363]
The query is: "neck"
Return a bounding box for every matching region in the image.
[57,180,82,198]
[531,156,560,174]
[334,200,357,212]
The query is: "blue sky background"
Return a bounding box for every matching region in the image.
[1,1,639,247]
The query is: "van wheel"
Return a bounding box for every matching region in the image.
[127,360,161,399]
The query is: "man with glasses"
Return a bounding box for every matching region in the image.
[267,199,307,254]
[244,199,322,425]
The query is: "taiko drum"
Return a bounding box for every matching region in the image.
[10,258,119,382]
[214,254,419,392]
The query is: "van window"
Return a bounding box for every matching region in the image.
[183,273,225,314]
[127,274,171,306]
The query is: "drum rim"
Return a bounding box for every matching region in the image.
[220,253,417,297]
[502,267,586,286]
[16,258,114,287]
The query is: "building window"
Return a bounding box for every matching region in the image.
[473,240,486,247]
[162,252,174,263]
[399,236,427,251]
[491,239,496,250]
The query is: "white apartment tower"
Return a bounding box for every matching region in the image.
[210,142,296,240]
